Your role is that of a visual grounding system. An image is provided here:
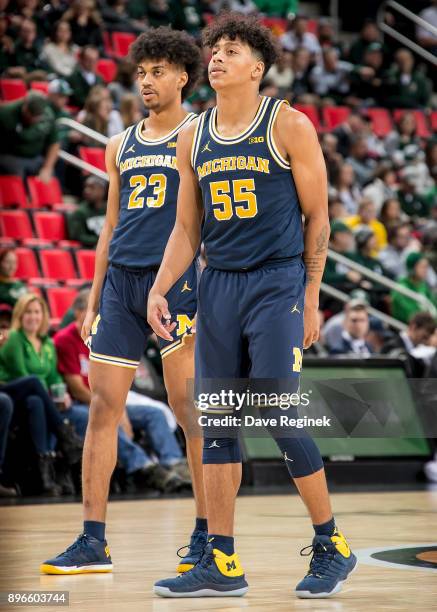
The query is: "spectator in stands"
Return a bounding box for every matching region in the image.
[80,85,124,140]
[47,79,74,145]
[385,112,422,168]
[346,136,377,187]
[424,141,437,208]
[67,45,104,108]
[345,198,388,254]
[55,291,189,493]
[0,294,83,494]
[362,165,398,213]
[332,162,362,214]
[0,249,27,308]
[6,18,47,79]
[119,92,142,128]
[290,46,313,101]
[108,60,139,110]
[62,0,103,51]
[391,253,437,323]
[280,15,321,58]
[382,312,436,377]
[349,227,386,277]
[67,176,107,247]
[101,0,144,33]
[378,198,406,231]
[328,197,347,222]
[384,48,432,109]
[397,168,431,219]
[329,302,373,356]
[251,0,299,17]
[0,93,60,182]
[310,48,362,101]
[416,0,437,55]
[349,42,385,106]
[268,50,294,94]
[317,17,342,54]
[348,20,382,65]
[323,221,362,290]
[0,391,15,496]
[333,111,366,158]
[378,222,413,279]
[41,20,78,78]
[145,0,172,28]
[0,12,14,74]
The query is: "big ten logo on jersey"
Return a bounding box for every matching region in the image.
[248,136,264,144]
[176,314,196,337]
[167,141,177,148]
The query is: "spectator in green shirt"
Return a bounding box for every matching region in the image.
[384,48,432,109]
[47,79,74,147]
[254,0,299,17]
[7,18,48,79]
[67,45,104,108]
[0,249,27,308]
[391,252,437,323]
[67,176,107,247]
[0,93,60,183]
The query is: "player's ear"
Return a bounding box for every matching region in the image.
[251,60,264,82]
[178,70,189,92]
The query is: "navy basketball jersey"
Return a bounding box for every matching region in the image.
[191,96,304,270]
[109,113,196,267]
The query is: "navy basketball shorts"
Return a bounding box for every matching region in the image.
[89,261,198,369]
[195,257,305,407]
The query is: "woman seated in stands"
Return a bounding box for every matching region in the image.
[0,293,82,496]
[41,20,78,78]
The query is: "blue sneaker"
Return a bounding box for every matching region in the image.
[154,542,249,598]
[176,530,208,573]
[295,529,357,598]
[40,533,113,575]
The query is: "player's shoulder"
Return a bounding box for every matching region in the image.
[275,101,315,133]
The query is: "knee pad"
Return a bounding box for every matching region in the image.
[203,437,242,464]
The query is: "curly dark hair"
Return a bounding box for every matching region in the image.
[202,12,279,76]
[129,27,203,99]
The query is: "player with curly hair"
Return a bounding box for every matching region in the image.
[40,27,207,575]
[148,13,357,598]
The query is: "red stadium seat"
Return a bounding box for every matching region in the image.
[322,106,350,129]
[34,211,67,241]
[365,108,393,137]
[14,247,40,279]
[76,249,95,280]
[39,249,77,280]
[393,109,431,138]
[112,31,136,58]
[294,104,321,131]
[431,111,437,132]
[0,78,27,101]
[96,59,117,83]
[30,81,49,95]
[0,175,28,208]
[0,210,33,239]
[103,30,114,57]
[46,286,78,321]
[79,147,106,172]
[27,176,64,208]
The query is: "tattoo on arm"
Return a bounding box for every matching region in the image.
[304,224,329,285]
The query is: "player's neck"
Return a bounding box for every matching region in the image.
[215,91,263,135]
[142,101,187,139]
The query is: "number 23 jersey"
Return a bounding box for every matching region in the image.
[109,113,196,268]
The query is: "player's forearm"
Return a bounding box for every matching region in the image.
[152,220,201,297]
[303,213,330,307]
[87,222,113,312]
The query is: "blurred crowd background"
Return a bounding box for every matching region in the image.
[0,0,436,498]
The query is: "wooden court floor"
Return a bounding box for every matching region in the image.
[1,490,436,611]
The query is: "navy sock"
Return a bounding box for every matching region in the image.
[195,517,208,532]
[313,516,336,537]
[208,534,234,556]
[84,520,106,542]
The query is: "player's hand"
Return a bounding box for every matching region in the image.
[38,166,52,184]
[147,293,176,341]
[303,303,320,349]
[81,309,96,344]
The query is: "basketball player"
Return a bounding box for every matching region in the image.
[40,28,207,575]
[147,14,356,599]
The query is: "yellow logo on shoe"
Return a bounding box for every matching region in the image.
[213,549,244,578]
[331,529,351,558]
[104,545,111,558]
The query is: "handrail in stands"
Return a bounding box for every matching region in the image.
[57,117,110,145]
[377,0,437,66]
